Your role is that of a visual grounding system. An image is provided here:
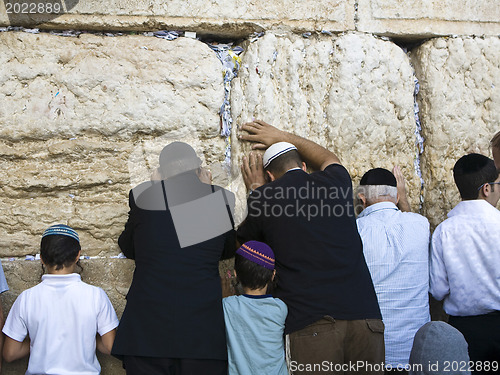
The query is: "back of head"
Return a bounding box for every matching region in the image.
[41,224,81,271]
[453,153,498,200]
[235,241,275,290]
[263,142,302,178]
[409,321,470,375]
[159,142,202,179]
[358,168,398,205]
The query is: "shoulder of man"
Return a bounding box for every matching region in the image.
[399,210,430,225]
[315,163,351,181]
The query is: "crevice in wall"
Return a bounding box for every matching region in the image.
[208,43,244,171]
[354,0,359,31]
[395,39,427,212]
[391,36,431,52]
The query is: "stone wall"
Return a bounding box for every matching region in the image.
[0,31,226,257]
[1,0,499,37]
[411,36,500,227]
[0,0,499,373]
[231,32,420,213]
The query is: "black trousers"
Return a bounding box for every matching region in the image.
[449,313,500,375]
[122,356,228,375]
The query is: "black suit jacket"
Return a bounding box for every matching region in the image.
[112,172,235,360]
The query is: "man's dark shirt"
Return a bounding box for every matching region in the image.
[237,164,381,334]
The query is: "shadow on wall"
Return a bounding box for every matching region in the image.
[2,0,79,25]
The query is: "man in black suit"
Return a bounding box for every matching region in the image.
[112,142,235,375]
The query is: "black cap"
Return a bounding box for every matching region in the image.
[360,168,397,187]
[454,153,491,174]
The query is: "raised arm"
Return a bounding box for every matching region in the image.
[239,120,340,171]
[393,165,411,212]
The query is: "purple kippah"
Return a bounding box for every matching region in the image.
[236,241,275,270]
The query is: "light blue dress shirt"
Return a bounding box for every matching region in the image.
[0,259,8,294]
[357,201,430,368]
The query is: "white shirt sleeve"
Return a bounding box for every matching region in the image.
[95,288,119,336]
[2,293,28,342]
[429,226,450,301]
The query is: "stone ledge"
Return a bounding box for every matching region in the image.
[357,0,500,38]
[2,0,499,38]
[0,0,355,37]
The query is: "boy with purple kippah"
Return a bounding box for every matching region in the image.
[223,241,288,375]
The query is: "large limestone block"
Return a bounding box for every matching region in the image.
[0,31,226,257]
[0,0,355,37]
[357,0,500,38]
[231,32,419,217]
[410,36,500,228]
[1,258,133,374]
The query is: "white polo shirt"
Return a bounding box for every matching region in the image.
[3,273,119,375]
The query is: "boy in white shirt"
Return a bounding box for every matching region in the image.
[223,241,288,375]
[2,224,119,375]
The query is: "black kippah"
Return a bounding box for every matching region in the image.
[360,168,397,187]
[454,153,490,174]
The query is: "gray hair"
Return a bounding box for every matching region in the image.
[357,184,397,204]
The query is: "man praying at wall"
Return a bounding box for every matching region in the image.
[356,167,430,374]
[430,153,500,372]
[112,142,236,375]
[237,120,384,375]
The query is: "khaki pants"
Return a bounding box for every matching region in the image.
[287,316,385,375]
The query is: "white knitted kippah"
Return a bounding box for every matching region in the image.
[263,142,298,169]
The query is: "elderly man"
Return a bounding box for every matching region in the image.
[238,120,384,375]
[430,153,500,370]
[112,142,236,375]
[356,168,430,374]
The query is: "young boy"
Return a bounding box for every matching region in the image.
[2,224,119,374]
[223,241,288,375]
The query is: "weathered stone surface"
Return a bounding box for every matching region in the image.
[0,31,227,257]
[0,32,223,140]
[357,0,500,38]
[2,0,499,38]
[1,259,133,374]
[231,32,419,216]
[0,0,354,37]
[410,36,500,228]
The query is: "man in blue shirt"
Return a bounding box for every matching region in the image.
[356,168,430,374]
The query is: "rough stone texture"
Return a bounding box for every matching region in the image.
[357,0,500,38]
[231,32,419,217]
[410,36,500,228]
[2,0,500,38]
[0,31,226,257]
[1,259,134,374]
[0,0,355,38]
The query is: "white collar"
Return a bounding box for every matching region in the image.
[41,273,82,285]
[448,199,499,218]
